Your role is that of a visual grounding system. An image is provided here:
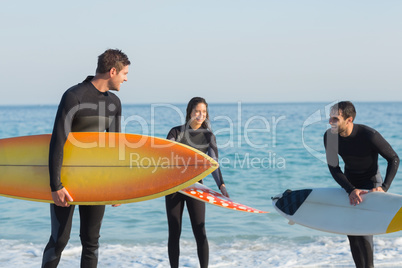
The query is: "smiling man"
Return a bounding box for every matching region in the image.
[323,101,399,268]
[42,49,130,268]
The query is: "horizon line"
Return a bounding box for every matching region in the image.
[1,100,402,107]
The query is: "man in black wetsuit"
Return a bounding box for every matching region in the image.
[323,101,399,268]
[42,49,130,268]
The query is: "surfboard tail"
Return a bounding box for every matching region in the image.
[273,189,312,215]
[386,206,402,233]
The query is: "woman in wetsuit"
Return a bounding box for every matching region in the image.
[165,97,229,268]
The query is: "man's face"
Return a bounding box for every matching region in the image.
[329,109,349,135]
[108,65,129,91]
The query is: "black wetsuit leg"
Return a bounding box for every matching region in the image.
[79,205,105,268]
[42,204,75,268]
[166,193,185,268]
[186,194,208,268]
[347,235,374,268]
[166,192,208,268]
[346,178,381,268]
[42,204,105,268]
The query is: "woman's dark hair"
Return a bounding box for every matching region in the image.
[185,97,210,129]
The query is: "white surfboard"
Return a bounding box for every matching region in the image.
[272,188,402,235]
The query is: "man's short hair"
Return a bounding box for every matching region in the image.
[331,101,356,121]
[96,49,130,74]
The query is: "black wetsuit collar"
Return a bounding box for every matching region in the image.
[340,124,358,140]
[83,76,108,96]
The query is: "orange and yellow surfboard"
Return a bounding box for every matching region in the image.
[0,133,218,205]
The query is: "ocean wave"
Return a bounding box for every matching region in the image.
[1,236,402,267]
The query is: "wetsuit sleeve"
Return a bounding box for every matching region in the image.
[324,132,356,194]
[107,98,121,132]
[208,134,225,188]
[48,91,79,191]
[166,127,179,140]
[370,131,400,191]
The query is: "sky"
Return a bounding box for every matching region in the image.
[1,0,401,105]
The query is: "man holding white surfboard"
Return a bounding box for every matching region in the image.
[324,101,399,268]
[42,49,130,268]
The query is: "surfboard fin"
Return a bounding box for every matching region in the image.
[274,189,312,216]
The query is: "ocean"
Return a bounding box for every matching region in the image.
[0,102,401,267]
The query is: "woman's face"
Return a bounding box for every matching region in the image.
[190,103,207,128]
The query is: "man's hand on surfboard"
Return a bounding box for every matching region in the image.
[370,187,385,193]
[52,188,74,207]
[349,189,369,206]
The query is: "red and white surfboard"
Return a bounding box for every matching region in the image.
[180,182,268,213]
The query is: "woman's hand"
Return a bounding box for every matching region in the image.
[220,184,229,198]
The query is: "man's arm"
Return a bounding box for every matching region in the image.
[371,131,400,191]
[48,91,78,206]
[323,132,369,205]
[109,99,122,207]
[107,97,122,133]
[324,131,356,194]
